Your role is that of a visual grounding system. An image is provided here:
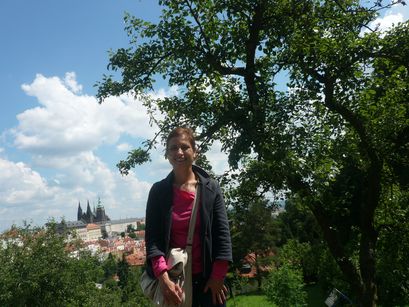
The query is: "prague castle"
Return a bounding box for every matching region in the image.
[59,198,144,242]
[77,198,110,224]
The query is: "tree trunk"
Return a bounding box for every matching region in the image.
[255,253,263,290]
[358,162,382,307]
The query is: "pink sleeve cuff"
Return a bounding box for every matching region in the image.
[151,255,167,278]
[210,260,229,280]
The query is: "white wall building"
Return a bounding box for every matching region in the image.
[86,223,102,241]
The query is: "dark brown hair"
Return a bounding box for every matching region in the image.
[166,127,196,152]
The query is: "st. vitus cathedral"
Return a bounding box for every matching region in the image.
[77,198,110,224]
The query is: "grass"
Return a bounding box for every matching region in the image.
[227,291,277,307]
[226,283,327,307]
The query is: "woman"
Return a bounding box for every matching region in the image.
[144,127,232,306]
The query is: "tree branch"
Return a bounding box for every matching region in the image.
[322,74,380,165]
[183,0,212,52]
[285,172,364,295]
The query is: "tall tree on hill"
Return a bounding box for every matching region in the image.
[97,1,409,306]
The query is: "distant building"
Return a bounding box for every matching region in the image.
[77,198,110,224]
[63,220,88,241]
[86,223,102,241]
[58,199,145,242]
[104,218,144,235]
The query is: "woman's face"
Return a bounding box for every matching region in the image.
[166,134,196,170]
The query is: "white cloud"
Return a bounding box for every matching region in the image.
[116,142,132,152]
[151,85,180,100]
[64,72,83,94]
[0,158,68,230]
[370,12,403,32]
[206,140,230,175]
[0,73,179,231]
[15,73,160,156]
[362,5,408,35]
[0,158,54,204]
[389,2,409,21]
[0,154,152,231]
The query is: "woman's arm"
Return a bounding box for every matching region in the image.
[211,180,233,262]
[146,182,183,305]
[145,183,166,262]
[205,180,232,304]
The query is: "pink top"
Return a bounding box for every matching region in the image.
[151,186,228,280]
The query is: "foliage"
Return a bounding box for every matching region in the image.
[102,253,118,280]
[276,239,311,269]
[117,262,152,307]
[376,191,409,306]
[274,200,325,283]
[0,223,150,306]
[126,224,136,233]
[315,245,351,297]
[226,273,258,297]
[275,199,322,247]
[228,195,279,288]
[263,264,307,307]
[276,214,354,298]
[128,232,137,239]
[0,223,104,306]
[116,148,151,176]
[98,1,409,305]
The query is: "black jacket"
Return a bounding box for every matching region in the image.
[145,165,232,279]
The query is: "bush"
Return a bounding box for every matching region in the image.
[263,264,307,307]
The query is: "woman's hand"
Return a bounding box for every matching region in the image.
[204,278,228,305]
[158,271,184,305]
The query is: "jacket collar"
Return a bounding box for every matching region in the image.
[164,164,212,190]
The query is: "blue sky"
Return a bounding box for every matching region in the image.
[0,1,407,232]
[0,0,230,231]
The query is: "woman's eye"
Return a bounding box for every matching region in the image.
[169,145,191,152]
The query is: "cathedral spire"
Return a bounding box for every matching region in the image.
[86,200,93,223]
[77,201,83,221]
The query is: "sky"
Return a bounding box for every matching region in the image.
[0,1,407,232]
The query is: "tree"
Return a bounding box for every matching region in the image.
[0,223,154,306]
[0,223,106,306]
[229,196,279,289]
[263,264,307,307]
[136,223,146,231]
[117,257,152,306]
[126,224,136,233]
[128,232,137,239]
[275,199,321,246]
[97,1,409,305]
[102,228,109,239]
[375,191,409,305]
[103,253,118,280]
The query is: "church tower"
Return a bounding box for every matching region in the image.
[86,200,93,223]
[77,202,83,221]
[95,197,109,222]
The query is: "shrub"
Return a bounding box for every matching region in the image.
[263,264,307,307]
